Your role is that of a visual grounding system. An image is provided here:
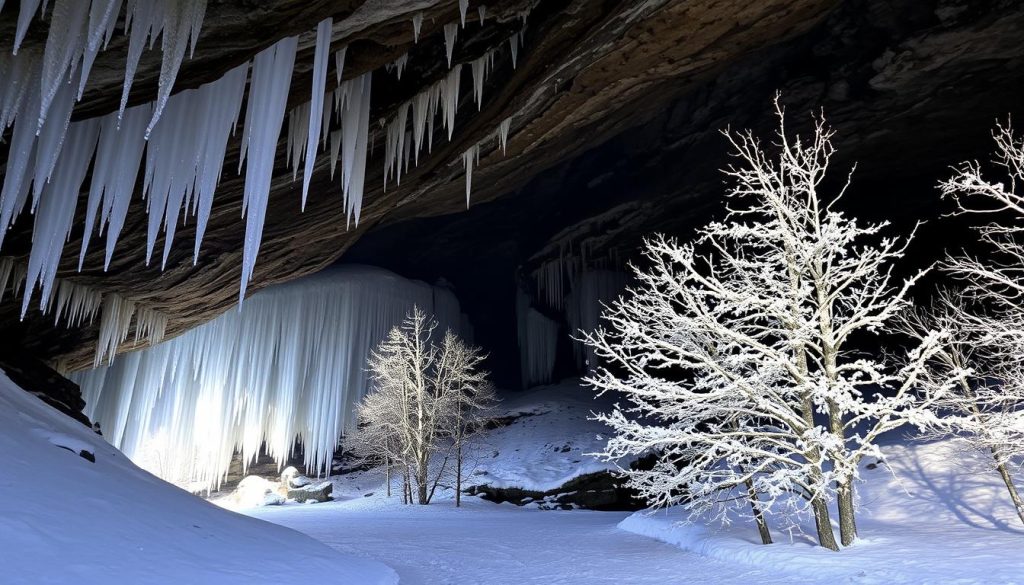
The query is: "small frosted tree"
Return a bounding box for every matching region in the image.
[907,122,1024,525]
[584,97,948,550]
[350,307,492,505]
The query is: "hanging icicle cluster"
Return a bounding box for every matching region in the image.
[72,265,466,490]
[0,256,167,364]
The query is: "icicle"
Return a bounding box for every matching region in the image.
[509,34,519,69]
[389,53,408,80]
[37,0,88,131]
[94,292,136,367]
[119,0,164,120]
[72,265,467,491]
[286,102,311,178]
[384,101,410,187]
[13,0,43,54]
[22,117,100,317]
[134,305,167,344]
[238,36,297,302]
[441,63,462,139]
[462,143,479,208]
[329,129,341,179]
[516,286,558,388]
[338,72,372,226]
[498,116,511,154]
[146,0,209,137]
[52,278,103,328]
[459,0,468,27]
[470,50,494,109]
[444,22,458,67]
[300,17,332,210]
[78,0,124,99]
[412,12,423,43]
[478,5,486,25]
[334,45,347,85]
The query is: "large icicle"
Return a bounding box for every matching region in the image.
[94,292,136,367]
[13,0,44,53]
[412,12,423,42]
[498,116,511,154]
[72,265,467,491]
[338,72,372,226]
[459,0,468,27]
[301,17,332,210]
[145,0,208,137]
[37,0,88,130]
[441,63,462,139]
[443,22,458,67]
[238,36,297,302]
[462,143,479,208]
[22,118,101,317]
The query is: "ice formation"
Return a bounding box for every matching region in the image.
[386,53,408,80]
[498,116,511,154]
[72,265,466,490]
[470,49,496,109]
[444,22,458,67]
[337,72,373,226]
[459,0,469,27]
[509,34,519,69]
[516,287,558,388]
[478,5,486,25]
[238,35,297,302]
[566,270,628,370]
[462,143,479,207]
[301,18,333,209]
[412,12,423,43]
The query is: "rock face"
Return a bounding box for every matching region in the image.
[0,352,91,427]
[0,0,1022,371]
[467,471,644,511]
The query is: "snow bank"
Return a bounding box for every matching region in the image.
[460,381,628,494]
[0,371,396,585]
[621,439,1024,583]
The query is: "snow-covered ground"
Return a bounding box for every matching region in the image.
[622,437,1024,584]
[0,371,396,585]
[242,380,1024,584]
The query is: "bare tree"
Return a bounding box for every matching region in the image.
[350,307,493,505]
[583,97,948,550]
[907,121,1024,525]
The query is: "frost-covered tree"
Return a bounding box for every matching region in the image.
[898,294,1024,526]
[906,122,1024,525]
[584,97,948,550]
[350,307,492,505]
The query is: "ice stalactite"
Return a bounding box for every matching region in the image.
[133,305,167,344]
[384,102,411,187]
[77,0,123,99]
[145,0,208,137]
[478,5,486,25]
[444,22,458,67]
[459,0,468,27]
[22,117,100,317]
[470,49,495,109]
[301,17,332,210]
[498,116,511,154]
[566,270,628,370]
[509,34,519,69]
[38,0,88,131]
[33,67,81,207]
[442,63,463,139]
[238,35,297,302]
[286,102,311,179]
[334,45,347,85]
[388,53,408,80]
[94,293,136,367]
[52,279,103,328]
[412,12,423,42]
[337,72,372,227]
[79,104,150,270]
[534,258,565,309]
[138,61,247,269]
[516,286,558,388]
[13,0,44,53]
[72,265,467,491]
[462,143,479,208]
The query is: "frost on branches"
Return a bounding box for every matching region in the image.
[582,97,950,551]
[905,122,1024,526]
[349,307,496,506]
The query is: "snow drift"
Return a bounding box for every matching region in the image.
[0,371,397,585]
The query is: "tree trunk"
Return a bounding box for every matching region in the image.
[993,452,1024,526]
[456,442,463,508]
[811,497,839,551]
[744,477,772,545]
[417,458,429,504]
[836,480,857,546]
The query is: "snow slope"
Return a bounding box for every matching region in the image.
[621,438,1024,584]
[0,371,396,585]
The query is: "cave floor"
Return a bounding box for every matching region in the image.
[245,497,786,585]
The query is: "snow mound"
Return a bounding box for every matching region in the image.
[466,381,627,493]
[0,371,397,585]
[620,439,1024,584]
